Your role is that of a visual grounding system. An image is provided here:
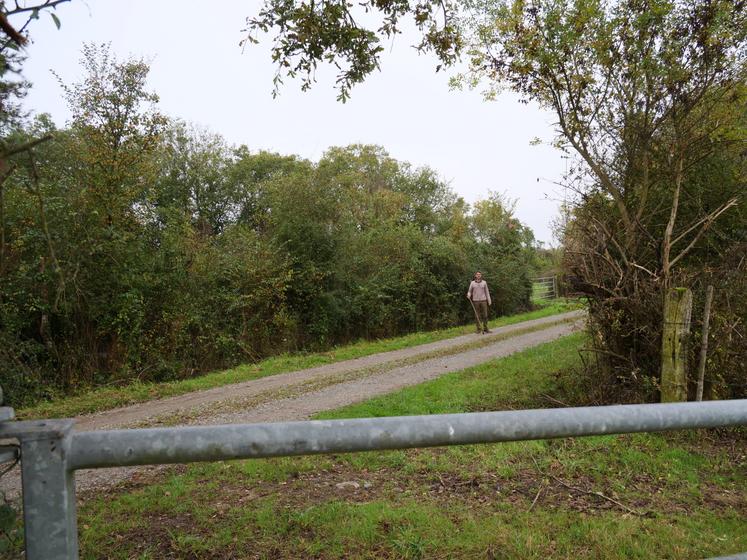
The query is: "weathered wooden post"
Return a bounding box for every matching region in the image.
[695,285,714,401]
[660,287,693,402]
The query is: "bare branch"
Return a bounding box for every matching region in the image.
[1,134,53,159]
[3,0,70,17]
[669,197,740,270]
[0,10,25,45]
[671,197,739,248]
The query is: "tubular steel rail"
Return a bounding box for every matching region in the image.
[0,399,746,559]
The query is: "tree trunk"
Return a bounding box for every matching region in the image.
[660,287,692,402]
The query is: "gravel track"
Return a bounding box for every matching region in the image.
[1,311,584,498]
[203,319,581,425]
[75,310,583,431]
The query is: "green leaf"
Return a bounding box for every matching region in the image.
[0,503,17,533]
[50,12,62,30]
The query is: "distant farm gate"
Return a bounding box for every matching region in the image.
[533,275,558,300]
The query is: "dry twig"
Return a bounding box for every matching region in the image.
[528,481,545,511]
[540,393,571,408]
[530,456,646,517]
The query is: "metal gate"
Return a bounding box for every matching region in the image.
[1,399,746,559]
[533,275,558,300]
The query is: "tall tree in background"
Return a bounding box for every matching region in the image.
[1,43,166,395]
[155,121,236,235]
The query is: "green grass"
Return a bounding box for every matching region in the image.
[63,331,746,560]
[317,331,582,419]
[19,299,579,420]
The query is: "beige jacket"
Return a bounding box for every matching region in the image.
[467,280,491,305]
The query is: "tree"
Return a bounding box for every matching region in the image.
[462,0,744,281]
[229,147,307,231]
[464,0,745,399]
[1,0,69,161]
[244,0,462,101]
[155,121,235,235]
[0,43,167,397]
[56,43,166,225]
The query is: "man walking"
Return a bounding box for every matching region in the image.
[467,271,492,333]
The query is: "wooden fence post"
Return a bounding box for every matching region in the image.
[695,285,714,401]
[660,287,693,403]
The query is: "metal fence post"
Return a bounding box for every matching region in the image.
[14,420,78,560]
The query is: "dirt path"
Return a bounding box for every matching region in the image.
[191,319,580,425]
[76,310,583,431]
[1,311,583,498]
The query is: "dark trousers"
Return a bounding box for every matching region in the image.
[473,300,489,331]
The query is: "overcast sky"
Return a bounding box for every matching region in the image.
[17,0,567,244]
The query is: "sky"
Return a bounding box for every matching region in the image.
[16,0,567,244]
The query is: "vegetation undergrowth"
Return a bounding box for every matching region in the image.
[18,300,579,420]
[59,331,745,560]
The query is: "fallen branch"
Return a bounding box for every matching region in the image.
[551,473,645,516]
[540,393,571,408]
[528,481,545,512]
[530,456,646,517]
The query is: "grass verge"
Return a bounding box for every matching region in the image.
[19,300,578,420]
[62,332,746,559]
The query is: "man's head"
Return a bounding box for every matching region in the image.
[474,272,482,281]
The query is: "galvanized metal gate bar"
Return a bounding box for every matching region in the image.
[69,399,747,469]
[0,399,745,559]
